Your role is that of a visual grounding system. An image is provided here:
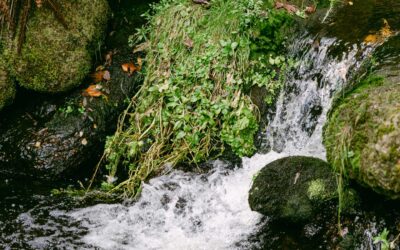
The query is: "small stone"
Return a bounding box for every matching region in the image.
[35,141,41,148]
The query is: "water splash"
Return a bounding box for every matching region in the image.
[70,153,284,250]
[264,35,373,158]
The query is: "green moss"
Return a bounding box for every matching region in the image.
[0,56,16,111]
[307,179,327,201]
[324,75,400,199]
[6,0,109,93]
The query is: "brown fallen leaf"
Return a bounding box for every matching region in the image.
[380,19,392,38]
[105,51,113,66]
[364,34,378,44]
[137,58,143,71]
[91,70,111,83]
[305,5,316,15]
[91,71,104,83]
[184,38,194,49]
[103,70,111,81]
[83,84,103,97]
[364,19,393,44]
[275,2,284,9]
[121,62,137,74]
[275,1,298,14]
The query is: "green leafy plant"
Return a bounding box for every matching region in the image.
[93,0,292,197]
[374,228,390,250]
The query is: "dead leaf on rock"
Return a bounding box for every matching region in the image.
[103,70,111,81]
[122,62,137,74]
[91,71,104,83]
[364,34,378,44]
[83,84,104,97]
[91,70,111,82]
[364,18,393,44]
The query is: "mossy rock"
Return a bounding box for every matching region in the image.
[0,61,16,111]
[6,0,109,93]
[324,76,400,199]
[248,156,338,223]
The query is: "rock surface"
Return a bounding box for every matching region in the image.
[324,77,400,199]
[5,0,109,93]
[0,52,141,180]
[249,156,338,223]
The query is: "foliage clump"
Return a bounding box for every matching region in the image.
[102,0,292,196]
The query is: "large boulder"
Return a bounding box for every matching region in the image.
[249,156,338,223]
[324,76,400,199]
[5,0,109,93]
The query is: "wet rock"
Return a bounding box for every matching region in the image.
[0,52,142,180]
[324,75,400,199]
[5,0,109,93]
[300,91,322,136]
[249,156,338,223]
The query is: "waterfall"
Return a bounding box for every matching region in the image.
[63,34,374,249]
[1,28,378,250]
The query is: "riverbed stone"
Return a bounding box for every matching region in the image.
[324,76,400,199]
[5,0,109,93]
[248,156,338,223]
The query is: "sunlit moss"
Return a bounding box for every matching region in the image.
[5,0,109,93]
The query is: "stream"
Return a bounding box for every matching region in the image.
[1,0,400,249]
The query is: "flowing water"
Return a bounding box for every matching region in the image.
[1,1,400,249]
[63,31,375,250]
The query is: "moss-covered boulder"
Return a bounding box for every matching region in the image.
[324,77,400,199]
[0,62,16,111]
[249,156,338,223]
[6,0,109,93]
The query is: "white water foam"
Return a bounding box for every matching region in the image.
[70,152,284,250]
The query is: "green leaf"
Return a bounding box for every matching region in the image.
[176,131,186,140]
